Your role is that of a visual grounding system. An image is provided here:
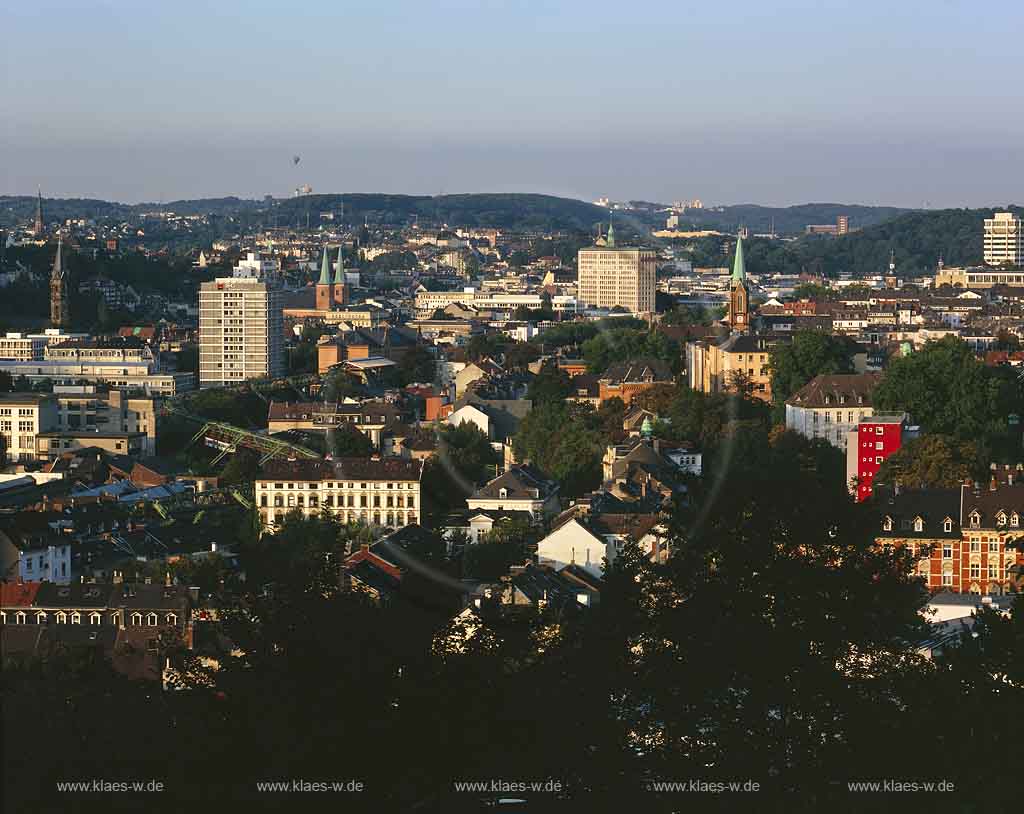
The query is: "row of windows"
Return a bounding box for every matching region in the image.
[262,494,415,509]
[1,610,178,625]
[266,481,415,490]
[264,510,416,527]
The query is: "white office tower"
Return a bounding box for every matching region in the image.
[198,272,285,388]
[984,212,1023,267]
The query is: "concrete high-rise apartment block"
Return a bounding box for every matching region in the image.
[577,223,656,314]
[198,276,284,388]
[984,212,1023,267]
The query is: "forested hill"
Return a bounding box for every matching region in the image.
[729,206,1023,278]
[678,203,911,235]
[0,193,609,233]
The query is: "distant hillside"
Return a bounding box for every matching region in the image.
[740,206,1023,278]
[680,203,912,235]
[0,192,608,234]
[272,192,607,232]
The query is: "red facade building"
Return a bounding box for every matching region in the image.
[849,414,909,502]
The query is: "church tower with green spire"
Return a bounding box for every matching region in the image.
[316,246,334,311]
[606,214,616,248]
[727,234,750,331]
[333,245,348,306]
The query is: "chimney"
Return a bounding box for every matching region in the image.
[990,475,998,492]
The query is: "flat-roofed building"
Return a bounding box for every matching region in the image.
[0,393,59,463]
[577,226,657,314]
[198,276,285,387]
[984,212,1023,267]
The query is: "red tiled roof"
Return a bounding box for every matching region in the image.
[0,581,42,607]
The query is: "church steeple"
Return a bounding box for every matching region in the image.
[606,214,616,248]
[334,245,345,285]
[318,246,331,285]
[50,236,70,328]
[727,234,749,331]
[731,234,746,284]
[34,188,44,237]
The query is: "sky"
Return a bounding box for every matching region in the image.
[3,0,1022,208]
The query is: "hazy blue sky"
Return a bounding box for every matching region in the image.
[3,0,1021,207]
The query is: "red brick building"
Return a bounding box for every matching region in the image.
[875,481,1024,595]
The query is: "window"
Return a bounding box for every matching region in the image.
[146,612,158,626]
[969,512,980,528]
[942,573,953,586]
[883,516,893,531]
[943,518,953,533]
[1012,513,1020,527]
[875,456,883,465]
[997,512,1007,527]
[15,611,25,624]
[131,612,143,626]
[36,611,48,624]
[942,544,953,559]
[90,612,101,625]
[166,613,177,625]
[988,563,999,579]
[989,541,999,553]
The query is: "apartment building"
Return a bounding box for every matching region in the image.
[876,481,1024,595]
[199,277,284,387]
[52,385,157,456]
[0,333,47,361]
[45,338,156,367]
[984,211,1023,267]
[785,373,880,451]
[685,334,778,401]
[255,457,423,530]
[0,361,191,396]
[846,413,913,502]
[0,393,59,463]
[577,247,657,313]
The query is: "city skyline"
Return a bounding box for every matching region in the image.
[3,1,1022,207]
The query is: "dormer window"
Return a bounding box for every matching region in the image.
[498,488,507,500]
[71,611,81,624]
[55,611,67,624]
[969,511,981,528]
[997,512,1007,527]
[131,612,143,626]
[15,611,25,624]
[166,613,177,626]
[36,611,48,624]
[943,517,953,533]
[90,611,101,625]
[913,517,923,532]
[1012,513,1020,527]
[146,612,158,626]
[883,516,893,531]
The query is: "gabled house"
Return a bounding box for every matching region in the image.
[466,464,559,520]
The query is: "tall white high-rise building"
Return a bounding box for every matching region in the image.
[577,222,657,313]
[984,212,1023,267]
[198,276,284,388]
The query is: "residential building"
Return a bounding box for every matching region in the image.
[686,333,778,401]
[598,358,673,406]
[0,361,192,396]
[256,457,423,530]
[984,212,1022,267]
[0,333,47,361]
[0,521,72,584]
[198,276,284,387]
[785,373,880,450]
[51,385,157,456]
[0,393,59,463]
[846,413,912,502]
[875,481,1024,595]
[465,465,560,520]
[267,400,401,446]
[934,266,1024,288]
[577,224,657,313]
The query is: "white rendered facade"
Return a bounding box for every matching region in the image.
[199,277,284,387]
